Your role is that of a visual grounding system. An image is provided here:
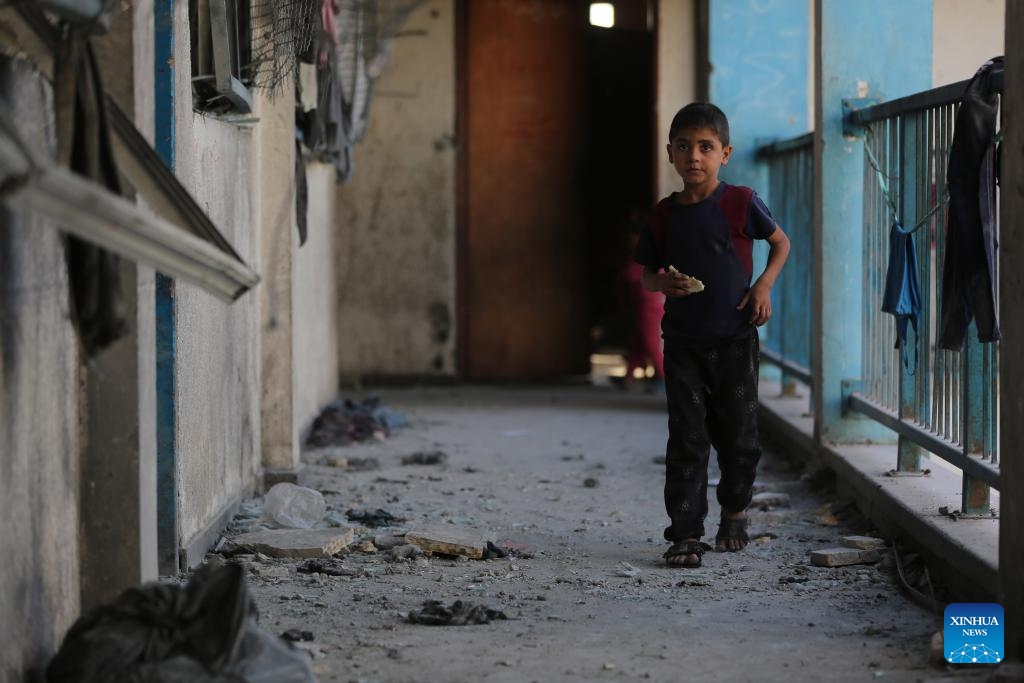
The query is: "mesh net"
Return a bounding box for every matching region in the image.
[247,0,321,92]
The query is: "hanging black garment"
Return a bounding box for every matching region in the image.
[937,56,1002,350]
[56,34,129,356]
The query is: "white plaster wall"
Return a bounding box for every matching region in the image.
[933,0,1004,87]
[133,0,159,581]
[656,0,698,200]
[173,3,261,545]
[0,58,81,681]
[334,0,456,379]
[293,161,339,438]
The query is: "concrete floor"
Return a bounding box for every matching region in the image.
[224,385,957,683]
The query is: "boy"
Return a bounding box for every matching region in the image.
[632,103,790,568]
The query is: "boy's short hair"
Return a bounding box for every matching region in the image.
[669,102,730,146]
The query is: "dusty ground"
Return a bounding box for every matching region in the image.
[215,385,954,683]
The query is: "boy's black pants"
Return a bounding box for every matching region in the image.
[662,332,761,542]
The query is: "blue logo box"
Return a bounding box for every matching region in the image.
[944,603,1004,664]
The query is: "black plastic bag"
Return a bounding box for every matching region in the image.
[46,563,315,683]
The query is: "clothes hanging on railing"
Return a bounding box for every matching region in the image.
[882,221,921,372]
[938,56,1003,350]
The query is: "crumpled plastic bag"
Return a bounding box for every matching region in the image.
[262,482,326,529]
[45,563,315,683]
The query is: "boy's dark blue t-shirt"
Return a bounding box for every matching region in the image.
[632,182,777,349]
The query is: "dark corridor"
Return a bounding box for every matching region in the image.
[582,12,655,355]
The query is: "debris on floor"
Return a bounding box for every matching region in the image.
[616,562,641,578]
[45,563,315,683]
[809,547,883,568]
[296,558,355,576]
[750,491,791,509]
[373,532,407,550]
[813,502,840,527]
[306,397,409,448]
[281,629,315,643]
[384,544,425,563]
[841,535,886,550]
[263,483,326,529]
[319,453,381,471]
[407,600,508,626]
[226,528,355,559]
[346,507,406,528]
[583,477,599,488]
[401,450,448,466]
[406,527,488,559]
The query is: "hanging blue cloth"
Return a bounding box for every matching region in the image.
[881,221,921,372]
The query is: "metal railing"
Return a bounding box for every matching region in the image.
[845,76,1001,513]
[756,133,814,392]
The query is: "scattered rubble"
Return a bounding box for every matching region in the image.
[407,600,508,626]
[810,547,883,568]
[346,507,405,528]
[750,491,791,509]
[281,629,315,643]
[226,528,355,559]
[384,544,425,562]
[401,450,449,466]
[406,528,488,559]
[296,558,354,576]
[319,453,381,471]
[841,535,886,550]
[583,477,599,488]
[306,397,409,448]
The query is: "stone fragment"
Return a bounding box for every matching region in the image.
[929,631,944,665]
[373,532,407,550]
[406,527,486,559]
[810,547,883,568]
[226,527,354,559]
[841,535,886,550]
[750,491,791,509]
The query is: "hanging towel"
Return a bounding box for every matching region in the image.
[882,220,921,371]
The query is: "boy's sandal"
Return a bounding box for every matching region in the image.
[715,516,750,551]
[663,541,712,568]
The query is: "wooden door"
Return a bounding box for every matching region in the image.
[459,0,589,380]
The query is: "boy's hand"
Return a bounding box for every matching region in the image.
[660,269,697,297]
[738,282,772,326]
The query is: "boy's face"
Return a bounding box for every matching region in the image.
[666,125,732,188]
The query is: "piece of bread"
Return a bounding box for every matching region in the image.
[668,265,705,293]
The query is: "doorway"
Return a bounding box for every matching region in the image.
[457,0,655,381]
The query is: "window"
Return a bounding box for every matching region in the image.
[190,0,253,113]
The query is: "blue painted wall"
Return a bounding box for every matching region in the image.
[708,0,809,381]
[708,0,809,199]
[814,0,932,441]
[154,0,177,574]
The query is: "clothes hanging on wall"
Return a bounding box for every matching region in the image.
[55,33,128,356]
[937,56,1003,350]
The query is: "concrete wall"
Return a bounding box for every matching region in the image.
[933,0,1004,86]
[0,57,81,682]
[656,0,698,200]
[173,2,262,547]
[293,161,340,439]
[334,0,456,380]
[258,79,298,474]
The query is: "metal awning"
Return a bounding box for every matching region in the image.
[0,4,259,301]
